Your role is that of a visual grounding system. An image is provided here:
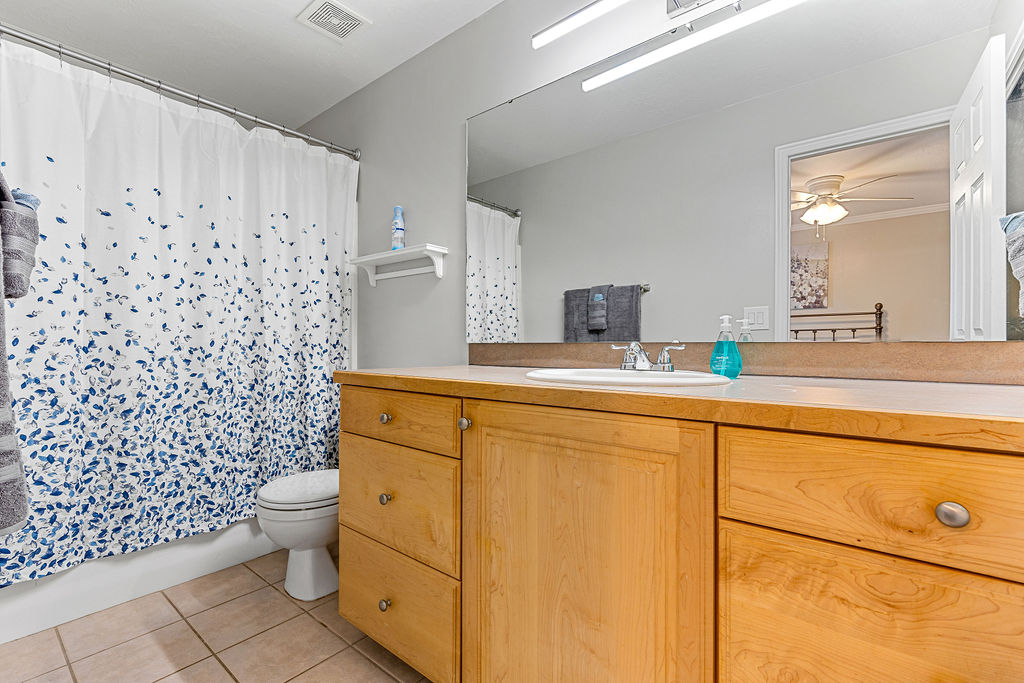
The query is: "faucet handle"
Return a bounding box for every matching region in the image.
[653,341,686,371]
[612,342,648,370]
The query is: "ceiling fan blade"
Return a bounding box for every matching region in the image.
[836,174,899,197]
[791,201,814,210]
[791,190,815,200]
[838,197,914,202]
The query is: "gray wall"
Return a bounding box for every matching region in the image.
[470,31,986,343]
[301,0,672,368]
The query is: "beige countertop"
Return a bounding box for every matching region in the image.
[334,365,1024,453]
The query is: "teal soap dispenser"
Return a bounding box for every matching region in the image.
[710,314,743,379]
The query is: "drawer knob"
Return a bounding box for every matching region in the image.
[379,413,393,425]
[378,493,392,506]
[378,598,391,612]
[935,501,971,528]
[458,417,472,431]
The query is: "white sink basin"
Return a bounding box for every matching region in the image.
[525,368,731,387]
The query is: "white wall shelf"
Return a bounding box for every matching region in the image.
[349,243,449,287]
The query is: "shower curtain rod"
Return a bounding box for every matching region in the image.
[467,194,522,218]
[0,22,361,161]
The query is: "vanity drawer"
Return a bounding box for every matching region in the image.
[719,520,1024,681]
[339,433,461,577]
[719,426,1024,583]
[340,385,462,458]
[339,526,460,683]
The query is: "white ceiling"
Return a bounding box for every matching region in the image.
[0,0,504,128]
[790,126,950,229]
[468,0,998,185]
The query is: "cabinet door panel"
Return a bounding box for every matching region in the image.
[720,520,1024,681]
[462,400,713,683]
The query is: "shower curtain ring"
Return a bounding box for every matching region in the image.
[157,80,163,99]
[107,61,112,83]
[195,93,201,112]
[57,44,63,67]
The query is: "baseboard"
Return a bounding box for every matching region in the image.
[0,518,278,644]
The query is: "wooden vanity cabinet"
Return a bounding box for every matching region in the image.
[719,426,1024,681]
[338,375,1024,682]
[461,400,715,683]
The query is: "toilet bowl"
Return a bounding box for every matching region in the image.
[255,469,339,601]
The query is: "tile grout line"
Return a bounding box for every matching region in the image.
[277,618,360,683]
[50,627,80,683]
[221,612,347,682]
[162,589,240,683]
[351,637,414,683]
[57,584,261,670]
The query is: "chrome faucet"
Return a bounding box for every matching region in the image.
[611,342,653,370]
[612,341,686,372]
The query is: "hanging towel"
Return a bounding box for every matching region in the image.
[0,169,39,535]
[587,284,612,331]
[1003,212,1024,317]
[564,284,642,342]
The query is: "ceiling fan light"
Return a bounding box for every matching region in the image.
[800,199,848,226]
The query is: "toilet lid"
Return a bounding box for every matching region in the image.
[257,469,339,506]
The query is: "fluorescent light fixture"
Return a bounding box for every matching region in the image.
[666,0,739,29]
[582,0,813,91]
[532,0,635,49]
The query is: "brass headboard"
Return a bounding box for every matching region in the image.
[791,302,884,341]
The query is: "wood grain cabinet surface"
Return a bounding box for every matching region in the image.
[339,526,460,683]
[460,399,715,683]
[339,433,461,577]
[340,385,462,457]
[334,373,1024,683]
[720,426,1024,583]
[719,520,1024,682]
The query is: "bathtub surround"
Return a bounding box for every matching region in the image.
[0,168,40,536]
[0,41,358,586]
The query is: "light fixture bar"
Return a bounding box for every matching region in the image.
[582,0,812,91]
[532,0,635,49]
[666,0,739,30]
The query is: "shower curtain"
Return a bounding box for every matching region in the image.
[0,41,357,585]
[466,201,521,342]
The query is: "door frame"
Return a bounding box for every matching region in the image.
[772,107,954,340]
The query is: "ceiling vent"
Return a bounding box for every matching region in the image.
[297,1,370,42]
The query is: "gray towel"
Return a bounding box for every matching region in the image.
[0,168,39,536]
[564,284,641,342]
[1008,228,1024,317]
[587,284,612,331]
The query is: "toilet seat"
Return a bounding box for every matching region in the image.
[255,500,338,521]
[257,469,339,510]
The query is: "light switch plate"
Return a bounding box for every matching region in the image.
[744,306,770,330]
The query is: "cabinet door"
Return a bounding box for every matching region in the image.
[720,520,1024,681]
[461,400,714,683]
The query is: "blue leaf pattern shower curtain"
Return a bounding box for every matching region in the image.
[0,41,357,585]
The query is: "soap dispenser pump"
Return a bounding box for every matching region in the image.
[710,314,742,379]
[738,318,753,343]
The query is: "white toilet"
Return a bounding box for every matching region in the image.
[255,469,339,601]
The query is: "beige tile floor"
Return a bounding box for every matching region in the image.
[0,549,429,683]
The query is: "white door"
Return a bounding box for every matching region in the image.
[950,34,1007,341]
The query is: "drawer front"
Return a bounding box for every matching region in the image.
[339,433,461,577]
[340,385,461,457]
[339,527,460,683]
[719,426,1024,583]
[720,520,1024,682]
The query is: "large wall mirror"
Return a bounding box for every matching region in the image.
[466,0,1024,345]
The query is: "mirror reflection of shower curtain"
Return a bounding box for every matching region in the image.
[466,201,520,342]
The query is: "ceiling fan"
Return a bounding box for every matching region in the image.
[791,174,913,226]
